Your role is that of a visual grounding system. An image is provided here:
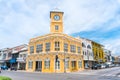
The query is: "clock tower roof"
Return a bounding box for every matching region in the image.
[50,8,64,18]
[51,8,62,12]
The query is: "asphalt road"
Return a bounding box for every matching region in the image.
[0,67,120,80]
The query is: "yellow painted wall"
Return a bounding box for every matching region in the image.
[50,11,64,33]
[26,35,84,72]
[26,11,84,73]
[92,42,104,63]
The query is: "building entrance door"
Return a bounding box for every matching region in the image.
[36,61,42,72]
[71,61,76,70]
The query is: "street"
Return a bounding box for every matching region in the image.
[0,67,120,80]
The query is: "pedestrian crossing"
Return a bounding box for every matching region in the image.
[70,72,120,78]
[99,70,120,78]
[69,67,120,78]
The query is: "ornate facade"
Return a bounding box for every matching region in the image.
[81,38,94,69]
[26,10,84,72]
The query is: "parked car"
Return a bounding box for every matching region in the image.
[105,64,109,68]
[109,64,115,68]
[115,64,120,67]
[97,64,101,69]
[1,66,8,70]
[10,67,17,71]
[101,64,106,69]
[91,64,97,69]
[91,64,101,69]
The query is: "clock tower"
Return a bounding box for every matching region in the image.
[50,10,64,33]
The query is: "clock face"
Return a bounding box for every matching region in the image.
[54,15,60,21]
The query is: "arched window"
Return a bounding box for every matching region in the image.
[87,45,91,49]
[82,43,86,48]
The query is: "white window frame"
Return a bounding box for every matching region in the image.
[70,45,76,53]
[36,44,43,53]
[44,59,50,69]
[78,60,82,68]
[65,59,69,69]
[64,43,68,52]
[46,42,50,52]
[30,46,34,54]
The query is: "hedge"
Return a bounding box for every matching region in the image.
[0,76,12,80]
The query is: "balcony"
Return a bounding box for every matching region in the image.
[17,57,26,63]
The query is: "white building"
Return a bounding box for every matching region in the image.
[0,48,10,66]
[0,49,4,66]
[16,44,28,70]
[104,49,112,62]
[76,37,94,69]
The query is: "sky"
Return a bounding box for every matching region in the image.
[0,0,120,56]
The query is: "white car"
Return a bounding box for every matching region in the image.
[101,64,106,68]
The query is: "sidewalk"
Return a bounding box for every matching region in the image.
[5,67,120,75]
[69,70,97,75]
[7,69,27,73]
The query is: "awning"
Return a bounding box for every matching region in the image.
[10,58,16,63]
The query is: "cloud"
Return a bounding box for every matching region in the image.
[0,0,51,48]
[0,0,120,56]
[59,0,120,33]
[102,38,120,55]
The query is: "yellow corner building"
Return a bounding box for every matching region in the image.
[26,10,84,73]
